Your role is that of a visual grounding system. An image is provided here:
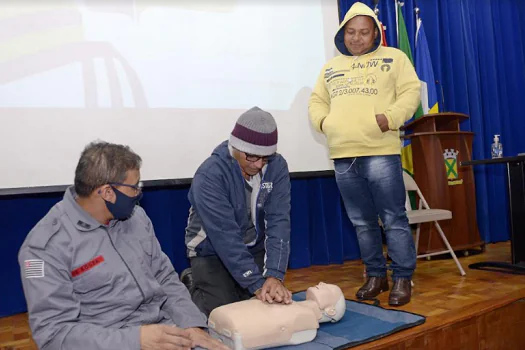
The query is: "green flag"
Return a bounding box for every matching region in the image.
[397,2,421,211]
[397,3,413,63]
[397,2,423,119]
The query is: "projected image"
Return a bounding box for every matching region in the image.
[0,0,337,189]
[0,0,333,110]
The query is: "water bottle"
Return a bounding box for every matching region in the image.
[491,134,503,159]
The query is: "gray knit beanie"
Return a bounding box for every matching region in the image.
[229,107,278,156]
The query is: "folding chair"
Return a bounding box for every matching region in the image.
[403,172,466,276]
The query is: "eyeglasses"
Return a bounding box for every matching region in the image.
[244,153,271,163]
[232,146,273,163]
[109,182,143,196]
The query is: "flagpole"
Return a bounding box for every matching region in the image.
[395,1,399,43]
[373,0,379,13]
[415,7,421,45]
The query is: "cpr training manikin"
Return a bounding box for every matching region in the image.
[208,282,346,350]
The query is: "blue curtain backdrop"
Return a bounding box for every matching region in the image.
[340,0,525,245]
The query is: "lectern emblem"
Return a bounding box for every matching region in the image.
[443,149,463,185]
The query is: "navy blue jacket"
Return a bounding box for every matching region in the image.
[185,141,291,294]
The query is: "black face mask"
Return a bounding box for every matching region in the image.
[104,186,143,220]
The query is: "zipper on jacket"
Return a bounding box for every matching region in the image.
[233,155,269,246]
[234,162,251,235]
[254,170,266,239]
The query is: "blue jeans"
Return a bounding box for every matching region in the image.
[334,155,416,280]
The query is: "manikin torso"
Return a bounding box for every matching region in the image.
[208,283,346,350]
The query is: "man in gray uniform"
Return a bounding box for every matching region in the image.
[18,141,228,350]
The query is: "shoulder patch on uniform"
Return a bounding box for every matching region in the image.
[27,217,62,250]
[24,259,45,278]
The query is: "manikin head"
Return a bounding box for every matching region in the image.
[305,282,346,323]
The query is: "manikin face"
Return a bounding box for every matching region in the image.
[306,282,346,322]
[306,283,333,306]
[344,15,378,56]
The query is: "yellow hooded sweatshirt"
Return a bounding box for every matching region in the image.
[309,2,421,159]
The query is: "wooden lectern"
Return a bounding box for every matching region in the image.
[401,113,484,255]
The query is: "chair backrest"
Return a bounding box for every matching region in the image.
[402,172,419,192]
[402,172,432,210]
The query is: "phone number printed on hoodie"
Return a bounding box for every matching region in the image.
[331,87,378,98]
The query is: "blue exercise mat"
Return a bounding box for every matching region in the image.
[270,292,425,350]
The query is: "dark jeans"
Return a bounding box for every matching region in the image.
[190,249,265,317]
[334,155,416,280]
